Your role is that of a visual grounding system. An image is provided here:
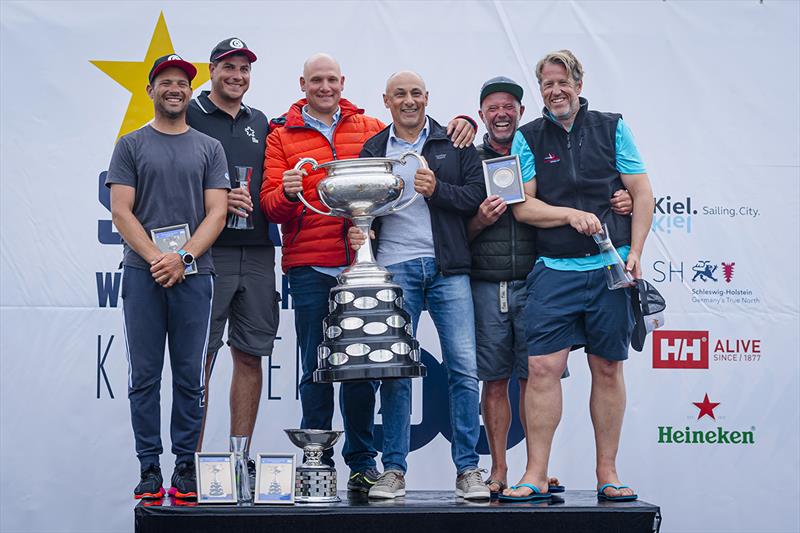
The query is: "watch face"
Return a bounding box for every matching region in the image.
[182,253,195,265]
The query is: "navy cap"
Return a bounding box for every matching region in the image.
[480,76,524,104]
[148,54,197,84]
[210,37,257,63]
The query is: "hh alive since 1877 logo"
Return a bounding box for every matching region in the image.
[652,330,762,369]
[658,394,756,446]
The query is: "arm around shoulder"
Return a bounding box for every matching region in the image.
[620,172,654,254]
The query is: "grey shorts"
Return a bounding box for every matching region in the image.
[471,279,530,381]
[208,246,280,357]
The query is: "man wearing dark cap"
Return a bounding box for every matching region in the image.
[468,76,631,497]
[187,38,278,490]
[106,54,230,499]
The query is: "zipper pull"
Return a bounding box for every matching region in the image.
[567,134,571,149]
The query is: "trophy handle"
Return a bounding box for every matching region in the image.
[388,151,428,213]
[294,158,336,217]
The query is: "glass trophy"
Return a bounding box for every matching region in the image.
[592,223,635,290]
[226,166,255,230]
[230,435,252,504]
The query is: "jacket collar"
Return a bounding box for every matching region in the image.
[365,115,448,156]
[480,133,508,157]
[283,98,363,127]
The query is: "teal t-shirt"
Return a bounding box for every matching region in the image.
[511,117,645,271]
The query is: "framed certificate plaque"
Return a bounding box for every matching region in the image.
[482,154,525,205]
[150,223,197,275]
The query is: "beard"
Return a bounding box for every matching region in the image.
[489,128,516,145]
[155,97,187,120]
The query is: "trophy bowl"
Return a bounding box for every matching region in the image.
[283,429,342,454]
[294,154,428,383]
[316,159,405,218]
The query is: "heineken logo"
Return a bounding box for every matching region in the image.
[657,394,756,445]
[658,425,755,445]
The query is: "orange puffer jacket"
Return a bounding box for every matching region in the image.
[260,98,385,272]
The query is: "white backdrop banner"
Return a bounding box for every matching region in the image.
[1,1,798,532]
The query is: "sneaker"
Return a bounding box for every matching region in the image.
[134,464,164,499]
[247,458,256,495]
[168,461,197,499]
[347,467,381,493]
[455,468,491,500]
[368,470,406,499]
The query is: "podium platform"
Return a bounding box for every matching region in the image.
[135,490,662,533]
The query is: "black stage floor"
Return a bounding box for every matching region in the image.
[135,490,661,533]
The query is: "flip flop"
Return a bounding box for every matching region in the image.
[549,482,566,493]
[597,483,638,502]
[485,479,506,499]
[498,483,552,502]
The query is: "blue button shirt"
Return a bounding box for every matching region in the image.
[303,105,345,278]
[302,105,341,143]
[376,118,436,267]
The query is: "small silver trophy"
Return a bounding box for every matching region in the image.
[592,223,635,290]
[284,429,342,503]
[226,166,255,230]
[294,153,428,383]
[230,435,252,504]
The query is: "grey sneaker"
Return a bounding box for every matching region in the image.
[368,470,406,499]
[455,468,491,500]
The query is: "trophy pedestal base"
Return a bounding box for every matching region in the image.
[294,467,339,503]
[315,361,426,382]
[315,283,426,383]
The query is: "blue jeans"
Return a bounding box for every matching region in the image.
[384,257,481,473]
[287,267,378,472]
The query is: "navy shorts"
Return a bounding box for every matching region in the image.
[524,262,634,361]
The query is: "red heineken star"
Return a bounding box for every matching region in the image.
[693,394,721,420]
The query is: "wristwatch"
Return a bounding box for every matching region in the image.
[177,249,195,266]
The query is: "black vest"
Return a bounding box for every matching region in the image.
[470,137,537,281]
[518,99,631,258]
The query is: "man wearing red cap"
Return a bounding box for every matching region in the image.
[106,54,230,500]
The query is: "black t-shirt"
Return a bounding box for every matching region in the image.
[187,91,276,247]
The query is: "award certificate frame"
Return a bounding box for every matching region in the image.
[254,453,296,504]
[195,452,238,504]
[150,223,197,275]
[482,154,526,205]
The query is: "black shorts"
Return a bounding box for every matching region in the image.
[208,246,280,356]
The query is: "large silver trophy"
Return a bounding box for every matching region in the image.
[285,429,342,503]
[294,153,427,382]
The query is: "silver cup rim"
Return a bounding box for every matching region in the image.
[315,157,403,170]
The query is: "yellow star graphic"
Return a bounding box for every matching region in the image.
[91,12,210,141]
